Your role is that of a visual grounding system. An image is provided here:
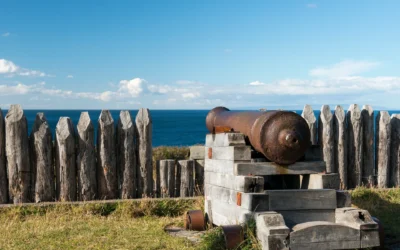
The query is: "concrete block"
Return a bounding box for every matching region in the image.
[205,184,236,205]
[336,190,351,208]
[240,193,269,212]
[209,199,253,226]
[361,229,380,248]
[267,189,337,210]
[234,176,264,193]
[204,159,248,174]
[256,212,290,250]
[206,146,251,161]
[205,133,246,147]
[335,208,378,230]
[204,171,235,190]
[278,210,336,229]
[307,173,340,189]
[234,161,326,176]
[290,221,360,250]
[190,146,205,160]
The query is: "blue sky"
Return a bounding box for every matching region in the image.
[1,0,400,109]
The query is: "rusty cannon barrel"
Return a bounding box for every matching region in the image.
[206,107,311,165]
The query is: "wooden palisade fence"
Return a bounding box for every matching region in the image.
[302,104,400,189]
[0,104,203,204]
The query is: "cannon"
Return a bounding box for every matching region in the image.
[205,106,311,165]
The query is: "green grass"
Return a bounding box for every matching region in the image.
[0,188,399,249]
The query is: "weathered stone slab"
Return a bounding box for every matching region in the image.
[204,159,248,174]
[76,112,97,201]
[205,133,246,147]
[267,189,337,210]
[278,210,335,229]
[290,221,360,250]
[234,176,264,193]
[376,111,391,188]
[361,229,380,248]
[30,113,54,202]
[390,114,400,187]
[97,110,118,199]
[135,108,153,197]
[206,146,251,161]
[240,193,269,212]
[204,184,236,205]
[208,199,252,226]
[306,173,340,189]
[179,160,194,197]
[117,111,137,199]
[362,105,374,186]
[5,105,31,203]
[347,104,363,188]
[234,161,326,176]
[55,117,76,201]
[189,146,205,160]
[318,105,334,173]
[336,190,351,208]
[204,171,235,190]
[194,160,204,195]
[0,109,6,204]
[256,212,290,250]
[335,208,378,230]
[302,104,317,145]
[333,105,347,189]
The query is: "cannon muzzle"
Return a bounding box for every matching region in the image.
[206,107,311,164]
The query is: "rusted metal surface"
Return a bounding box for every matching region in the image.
[236,192,242,206]
[206,106,311,164]
[372,216,385,249]
[208,148,212,159]
[184,210,205,231]
[221,225,244,249]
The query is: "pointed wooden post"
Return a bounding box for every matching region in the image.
[5,104,31,203]
[77,112,97,201]
[117,111,137,199]
[346,104,363,188]
[376,111,391,188]
[97,110,117,199]
[30,113,54,202]
[301,105,317,145]
[362,105,374,186]
[179,160,194,197]
[55,117,76,201]
[334,105,347,189]
[159,160,175,198]
[0,109,7,204]
[135,108,153,197]
[318,105,334,173]
[390,114,400,187]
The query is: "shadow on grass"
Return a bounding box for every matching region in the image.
[351,187,400,248]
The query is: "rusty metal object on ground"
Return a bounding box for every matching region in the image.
[221,225,244,249]
[184,210,205,231]
[206,106,311,164]
[372,216,385,249]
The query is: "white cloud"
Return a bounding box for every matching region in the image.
[249,80,265,86]
[2,32,10,37]
[176,80,197,85]
[307,3,317,8]
[309,60,380,78]
[148,84,171,94]
[182,92,201,99]
[0,59,19,74]
[0,83,31,95]
[67,75,73,78]
[118,78,146,97]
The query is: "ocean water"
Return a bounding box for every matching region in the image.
[3,109,400,147]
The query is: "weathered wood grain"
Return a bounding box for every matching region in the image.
[5,104,31,203]
[301,104,317,145]
[179,160,194,197]
[30,113,54,202]
[195,160,204,195]
[234,161,326,176]
[55,117,76,201]
[376,111,391,188]
[346,104,363,188]
[135,108,153,197]
[117,111,137,199]
[160,160,175,198]
[76,112,97,201]
[334,105,347,189]
[362,105,374,186]
[0,109,7,204]
[390,114,400,187]
[175,161,181,197]
[97,110,118,199]
[318,105,334,173]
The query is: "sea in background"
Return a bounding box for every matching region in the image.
[2,109,400,147]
